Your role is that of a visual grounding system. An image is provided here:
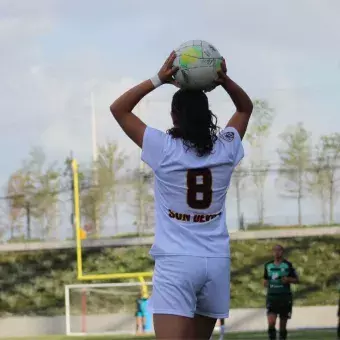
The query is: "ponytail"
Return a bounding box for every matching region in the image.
[168,89,219,157]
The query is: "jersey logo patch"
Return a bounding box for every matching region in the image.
[224,131,235,142]
[271,273,279,280]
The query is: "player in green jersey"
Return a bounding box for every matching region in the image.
[263,244,299,340]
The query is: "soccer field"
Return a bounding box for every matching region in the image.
[2,329,335,340]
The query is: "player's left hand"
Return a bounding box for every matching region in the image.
[205,58,228,92]
[214,58,228,85]
[281,276,289,284]
[158,51,179,85]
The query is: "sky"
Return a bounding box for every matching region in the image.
[1,0,340,236]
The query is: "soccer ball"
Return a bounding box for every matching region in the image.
[173,40,223,92]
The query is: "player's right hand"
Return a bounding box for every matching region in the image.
[158,51,179,85]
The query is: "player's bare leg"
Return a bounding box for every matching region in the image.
[141,316,146,334]
[135,316,143,335]
[279,317,288,340]
[194,314,217,340]
[267,313,277,340]
[153,314,195,339]
[209,318,225,340]
[219,318,225,340]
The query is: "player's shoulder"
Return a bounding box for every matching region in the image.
[145,126,167,140]
[218,126,242,144]
[264,260,274,267]
[146,127,176,149]
[283,259,294,267]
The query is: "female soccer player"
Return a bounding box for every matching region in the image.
[110,52,253,340]
[264,245,299,340]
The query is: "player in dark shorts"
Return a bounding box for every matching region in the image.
[263,244,299,340]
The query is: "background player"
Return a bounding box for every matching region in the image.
[135,291,148,335]
[110,52,253,339]
[264,244,299,340]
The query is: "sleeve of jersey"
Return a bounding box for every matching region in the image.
[263,265,268,280]
[220,126,244,166]
[141,126,167,171]
[288,263,298,279]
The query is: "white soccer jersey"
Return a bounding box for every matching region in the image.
[141,126,244,257]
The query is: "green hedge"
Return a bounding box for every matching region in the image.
[0,236,339,316]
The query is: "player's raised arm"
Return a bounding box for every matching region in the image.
[215,59,253,140]
[110,52,178,148]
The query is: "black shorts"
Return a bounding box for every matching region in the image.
[266,296,293,319]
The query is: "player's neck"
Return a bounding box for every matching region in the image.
[274,258,283,264]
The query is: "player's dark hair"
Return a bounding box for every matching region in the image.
[273,244,284,251]
[168,89,219,157]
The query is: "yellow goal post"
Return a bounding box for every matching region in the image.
[71,158,153,286]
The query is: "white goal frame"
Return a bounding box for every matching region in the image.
[64,281,153,336]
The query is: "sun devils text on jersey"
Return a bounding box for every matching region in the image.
[141,125,244,258]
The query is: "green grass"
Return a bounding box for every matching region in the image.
[1,329,336,340]
[0,235,339,316]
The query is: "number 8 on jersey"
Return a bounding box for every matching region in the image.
[186,168,212,209]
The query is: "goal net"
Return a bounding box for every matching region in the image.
[65,282,153,336]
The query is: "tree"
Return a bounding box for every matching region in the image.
[6,148,60,240]
[79,178,102,238]
[0,203,6,242]
[79,142,126,238]
[26,148,60,239]
[310,133,340,224]
[96,142,126,235]
[245,99,274,225]
[309,148,329,224]
[229,161,248,230]
[7,171,27,239]
[277,123,312,225]
[129,162,154,236]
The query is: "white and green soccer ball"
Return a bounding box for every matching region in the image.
[173,40,223,92]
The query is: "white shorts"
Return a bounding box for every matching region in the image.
[149,255,230,319]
